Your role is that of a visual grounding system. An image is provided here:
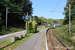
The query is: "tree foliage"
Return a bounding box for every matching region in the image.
[63,1,75,25]
[39,17,47,24]
[23,0,33,15]
[26,21,37,33]
[47,18,53,24]
[0,0,33,30]
[33,16,63,25]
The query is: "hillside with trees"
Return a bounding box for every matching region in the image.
[0,0,63,35]
[63,0,75,25]
[54,0,75,49]
[0,0,33,35]
[0,0,33,30]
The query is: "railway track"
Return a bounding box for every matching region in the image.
[47,28,69,50]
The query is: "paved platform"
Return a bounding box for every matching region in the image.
[0,30,26,42]
[15,28,47,50]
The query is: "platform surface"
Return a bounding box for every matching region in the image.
[15,28,47,50]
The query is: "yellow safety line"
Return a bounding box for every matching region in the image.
[42,30,46,50]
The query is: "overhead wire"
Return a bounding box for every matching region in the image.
[9,9,23,13]
[52,0,61,12]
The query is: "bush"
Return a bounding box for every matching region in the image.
[71,25,75,33]
[54,25,75,49]
[26,21,37,33]
[72,21,75,25]
[48,25,51,27]
[45,25,51,27]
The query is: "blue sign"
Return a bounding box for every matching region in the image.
[25,17,30,21]
[21,17,25,20]
[27,15,29,17]
[21,15,30,21]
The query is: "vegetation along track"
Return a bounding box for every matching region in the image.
[47,28,69,50]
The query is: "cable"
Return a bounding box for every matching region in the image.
[52,0,61,12]
[48,10,63,12]
[9,9,23,13]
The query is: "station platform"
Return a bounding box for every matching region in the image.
[15,28,47,50]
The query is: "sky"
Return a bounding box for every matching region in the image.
[30,0,67,19]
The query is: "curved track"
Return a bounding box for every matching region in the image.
[47,28,69,50]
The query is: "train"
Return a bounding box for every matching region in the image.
[51,24,61,28]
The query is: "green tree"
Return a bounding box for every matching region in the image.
[63,1,75,25]
[0,0,33,30]
[23,0,33,15]
[47,18,54,24]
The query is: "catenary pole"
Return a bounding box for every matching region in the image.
[6,7,7,30]
[6,7,9,30]
[69,4,71,34]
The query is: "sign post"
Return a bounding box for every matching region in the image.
[27,13,28,34]
[21,13,30,34]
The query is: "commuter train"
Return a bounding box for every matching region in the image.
[51,24,61,28]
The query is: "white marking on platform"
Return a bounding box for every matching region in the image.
[0,31,26,38]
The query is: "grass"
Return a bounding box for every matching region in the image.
[0,27,25,35]
[54,25,75,50]
[0,25,46,35]
[0,33,34,50]
[37,27,45,31]
[0,27,45,50]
